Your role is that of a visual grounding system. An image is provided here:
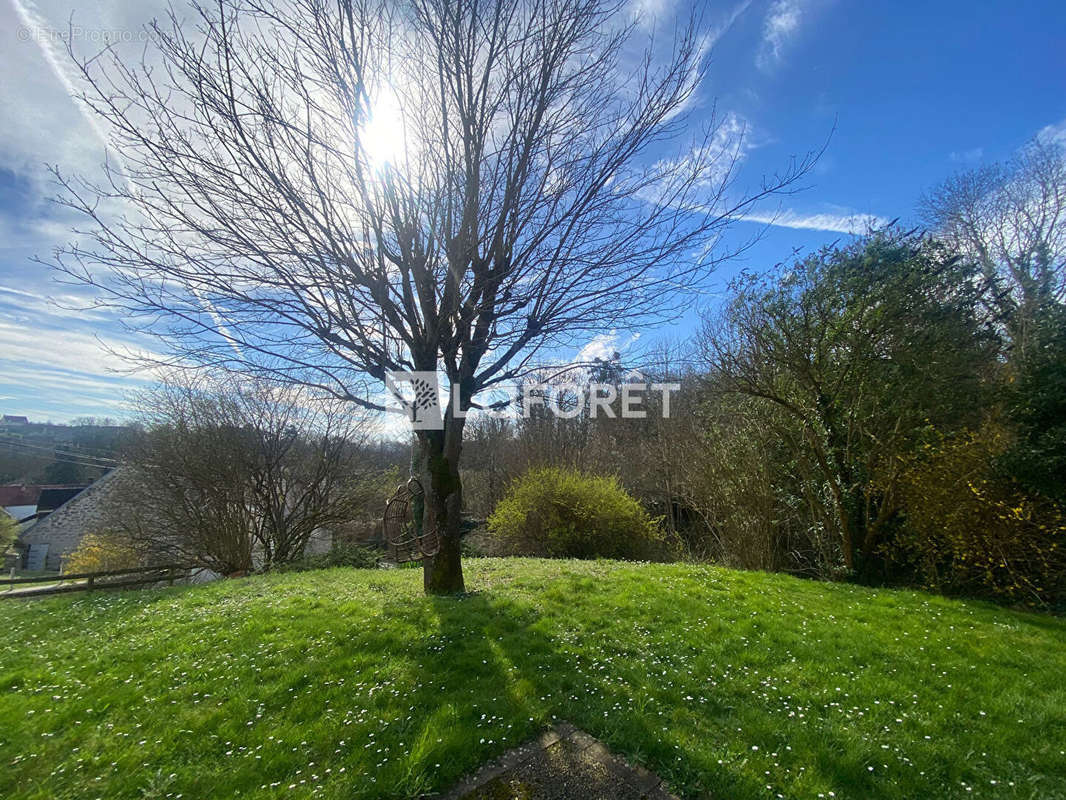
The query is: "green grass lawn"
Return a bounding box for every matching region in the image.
[1,559,1064,800]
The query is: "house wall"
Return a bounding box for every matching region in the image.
[18,470,127,571]
[18,468,371,572]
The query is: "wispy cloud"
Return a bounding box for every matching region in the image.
[712,0,756,42]
[0,360,141,422]
[0,284,112,322]
[700,111,755,185]
[9,0,119,173]
[949,147,984,164]
[0,317,158,378]
[1,362,145,399]
[1037,118,1066,146]
[643,110,755,204]
[0,324,154,421]
[739,208,889,234]
[756,0,804,72]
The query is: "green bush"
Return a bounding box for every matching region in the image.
[272,542,381,573]
[487,466,665,560]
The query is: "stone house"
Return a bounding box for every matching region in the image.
[16,466,347,573]
[17,470,129,571]
[1,483,91,526]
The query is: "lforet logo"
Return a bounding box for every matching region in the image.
[385,371,680,431]
[385,371,442,430]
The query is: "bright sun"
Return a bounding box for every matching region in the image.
[360,87,406,170]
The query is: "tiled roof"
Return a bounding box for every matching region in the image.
[37,487,90,513]
[0,484,91,509]
[0,485,40,507]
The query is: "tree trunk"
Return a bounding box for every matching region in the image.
[417,417,466,595]
[803,422,857,571]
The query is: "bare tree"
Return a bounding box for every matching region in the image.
[51,0,813,593]
[921,138,1066,353]
[120,374,377,573]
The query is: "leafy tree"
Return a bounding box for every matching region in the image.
[705,231,999,575]
[43,460,89,485]
[998,301,1066,503]
[890,420,1066,608]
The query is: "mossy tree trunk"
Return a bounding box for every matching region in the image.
[416,415,466,595]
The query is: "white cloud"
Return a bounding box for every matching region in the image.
[949,147,984,164]
[641,110,754,207]
[2,0,177,198]
[0,1,178,422]
[629,0,678,26]
[0,326,155,421]
[576,332,641,365]
[757,0,803,71]
[1037,118,1066,146]
[0,318,158,378]
[0,284,112,321]
[739,208,889,234]
[1,362,143,398]
[710,0,755,43]
[696,111,754,186]
[9,0,116,169]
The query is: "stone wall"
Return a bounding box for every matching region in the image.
[18,467,379,571]
[18,469,130,571]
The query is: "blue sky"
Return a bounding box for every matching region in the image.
[1,0,1064,422]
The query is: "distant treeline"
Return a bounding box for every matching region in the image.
[0,419,130,484]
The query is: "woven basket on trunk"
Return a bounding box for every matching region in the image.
[383,478,439,563]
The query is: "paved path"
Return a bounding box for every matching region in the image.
[2,579,86,598]
[429,723,678,800]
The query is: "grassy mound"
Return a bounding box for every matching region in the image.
[1,559,1064,799]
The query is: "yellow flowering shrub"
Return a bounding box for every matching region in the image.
[890,422,1066,608]
[64,531,142,574]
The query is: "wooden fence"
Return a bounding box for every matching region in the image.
[0,564,192,599]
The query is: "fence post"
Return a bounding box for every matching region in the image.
[87,574,94,593]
